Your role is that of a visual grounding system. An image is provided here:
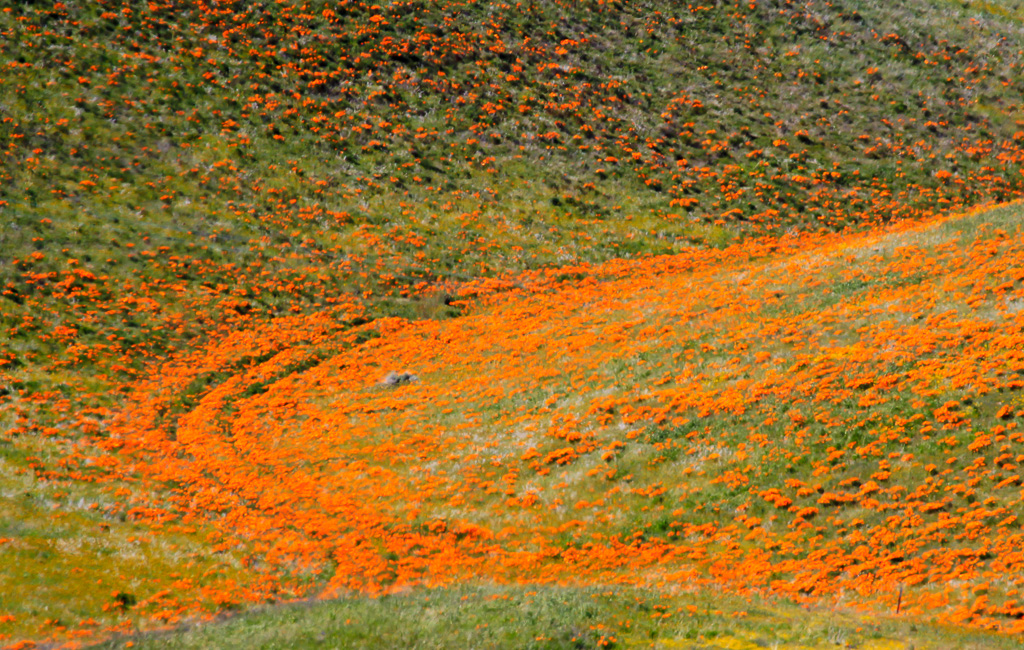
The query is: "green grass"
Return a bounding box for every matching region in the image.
[86,584,1024,650]
[0,455,254,643]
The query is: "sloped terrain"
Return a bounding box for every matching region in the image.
[86,584,1024,650]
[8,201,1024,647]
[103,201,1024,627]
[3,0,1024,647]
[3,0,1024,380]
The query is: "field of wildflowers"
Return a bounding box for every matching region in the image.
[3,0,1024,647]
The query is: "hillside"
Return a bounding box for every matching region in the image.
[102,201,1024,627]
[8,198,1024,645]
[3,0,1024,647]
[11,200,1024,648]
[4,0,1024,378]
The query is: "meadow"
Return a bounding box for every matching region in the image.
[3,0,1024,647]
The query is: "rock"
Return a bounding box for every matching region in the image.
[383,371,418,386]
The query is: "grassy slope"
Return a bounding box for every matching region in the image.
[3,0,1024,377]
[23,199,1024,650]
[2,0,1024,647]
[87,585,1023,650]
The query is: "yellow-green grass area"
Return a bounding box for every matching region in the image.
[0,449,253,647]
[87,583,1022,650]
